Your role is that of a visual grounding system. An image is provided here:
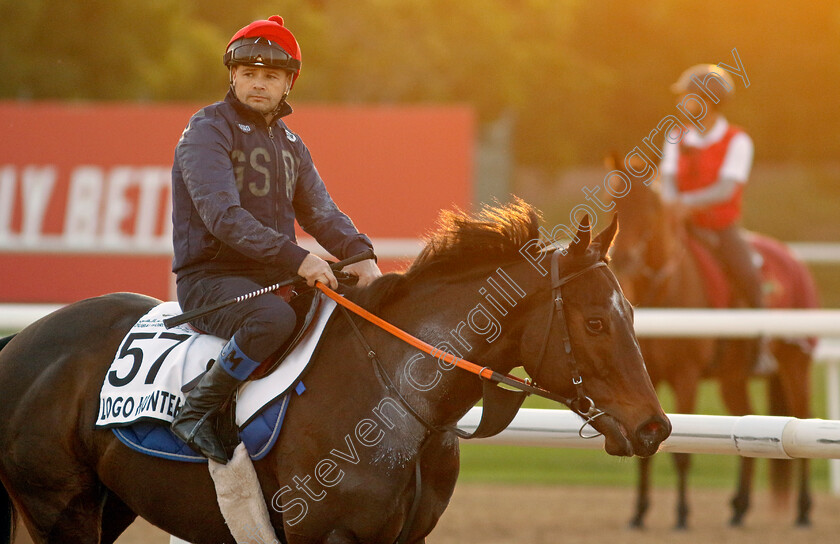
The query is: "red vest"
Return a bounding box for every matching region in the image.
[677,126,744,230]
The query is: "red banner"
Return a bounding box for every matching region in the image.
[0,102,473,302]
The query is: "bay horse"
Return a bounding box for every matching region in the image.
[0,200,670,544]
[609,180,818,529]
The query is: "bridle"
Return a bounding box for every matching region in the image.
[316,250,612,437]
[614,226,683,307]
[530,250,607,431]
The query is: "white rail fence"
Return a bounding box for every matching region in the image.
[3,305,840,544]
[166,409,840,544]
[3,307,840,486]
[458,409,840,459]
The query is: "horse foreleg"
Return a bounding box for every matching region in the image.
[795,458,812,526]
[718,344,755,527]
[629,456,651,529]
[672,453,692,530]
[27,485,105,544]
[774,342,813,526]
[100,490,138,544]
[669,366,701,530]
[730,457,754,526]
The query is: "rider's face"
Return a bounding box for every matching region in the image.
[677,91,717,119]
[231,65,292,118]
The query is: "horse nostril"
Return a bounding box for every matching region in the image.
[638,416,671,444]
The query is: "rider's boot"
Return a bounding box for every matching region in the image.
[171,337,261,463]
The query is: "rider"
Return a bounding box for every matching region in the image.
[170,15,382,463]
[659,64,771,372]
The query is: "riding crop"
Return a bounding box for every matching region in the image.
[163,249,375,329]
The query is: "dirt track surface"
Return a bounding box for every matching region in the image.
[13,484,840,543]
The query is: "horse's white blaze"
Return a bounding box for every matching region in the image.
[610,289,626,319]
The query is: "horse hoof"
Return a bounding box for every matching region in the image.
[628,518,645,530]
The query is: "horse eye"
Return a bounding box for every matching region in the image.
[585,318,605,334]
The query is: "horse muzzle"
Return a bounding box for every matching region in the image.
[590,412,671,458]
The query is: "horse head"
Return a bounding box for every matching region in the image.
[361,199,669,458]
[514,214,670,457]
[606,161,684,305]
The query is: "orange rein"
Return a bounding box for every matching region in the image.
[315,282,552,399]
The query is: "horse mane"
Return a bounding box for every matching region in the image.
[347,198,542,310]
[409,198,541,276]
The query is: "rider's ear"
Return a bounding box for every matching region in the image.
[569,214,591,256]
[593,214,619,259]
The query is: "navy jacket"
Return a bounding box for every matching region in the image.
[171,91,373,281]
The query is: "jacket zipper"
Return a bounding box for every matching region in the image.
[266,124,282,232]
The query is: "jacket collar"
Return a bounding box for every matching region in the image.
[225,89,294,126]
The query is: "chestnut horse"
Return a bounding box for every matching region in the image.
[0,201,669,544]
[610,182,818,528]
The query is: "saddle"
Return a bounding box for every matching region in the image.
[250,287,322,379]
[180,284,325,392]
[686,229,813,310]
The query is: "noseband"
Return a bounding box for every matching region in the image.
[531,251,608,434]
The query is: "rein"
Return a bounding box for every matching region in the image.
[315,253,609,427]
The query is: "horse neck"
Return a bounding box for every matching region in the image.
[374,264,528,429]
[644,205,709,305]
[647,204,683,268]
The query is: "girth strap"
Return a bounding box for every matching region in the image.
[395,462,423,544]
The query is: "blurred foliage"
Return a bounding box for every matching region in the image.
[2,0,840,170]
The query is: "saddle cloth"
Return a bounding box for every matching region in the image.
[685,237,731,308]
[687,231,819,312]
[97,293,337,461]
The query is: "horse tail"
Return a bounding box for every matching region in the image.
[0,334,18,544]
[767,375,793,505]
[0,335,15,353]
[1,480,14,544]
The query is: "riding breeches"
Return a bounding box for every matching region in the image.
[176,272,297,370]
[690,224,763,308]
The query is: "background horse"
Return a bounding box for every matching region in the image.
[0,200,669,544]
[609,180,818,529]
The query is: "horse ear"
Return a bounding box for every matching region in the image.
[593,213,619,259]
[604,151,621,171]
[569,214,591,256]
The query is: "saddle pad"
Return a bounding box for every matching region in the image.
[96,303,222,427]
[112,392,293,463]
[96,293,336,429]
[686,237,731,308]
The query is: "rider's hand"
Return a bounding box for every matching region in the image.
[297,254,338,289]
[342,258,382,288]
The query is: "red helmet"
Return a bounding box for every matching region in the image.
[224,15,302,87]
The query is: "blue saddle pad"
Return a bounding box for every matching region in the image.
[113,382,304,463]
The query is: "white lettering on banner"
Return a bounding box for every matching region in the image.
[64,166,104,245]
[136,167,171,245]
[102,167,135,246]
[21,166,56,243]
[0,166,14,242]
[0,164,173,252]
